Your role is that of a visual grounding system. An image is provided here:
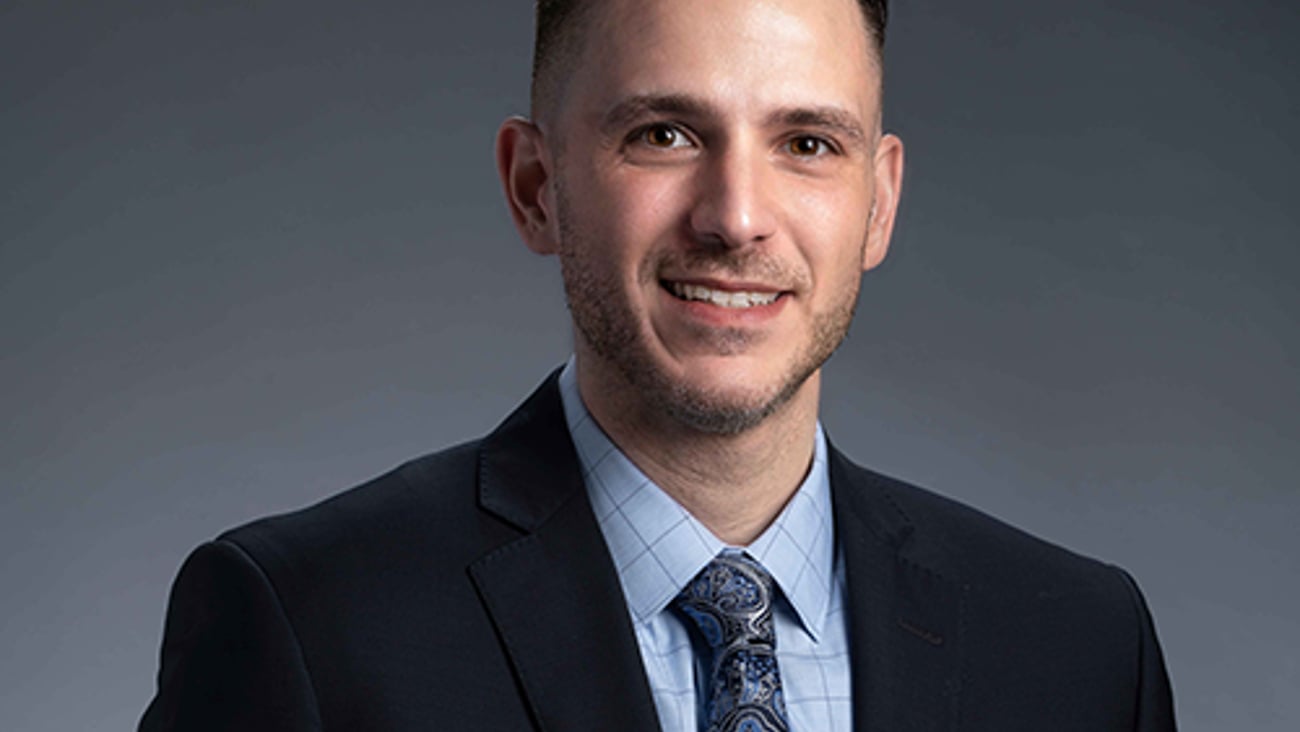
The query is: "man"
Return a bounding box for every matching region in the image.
[141,0,1176,729]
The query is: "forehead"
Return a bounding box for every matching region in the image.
[563,0,879,127]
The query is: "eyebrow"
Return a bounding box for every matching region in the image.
[597,93,870,150]
[598,93,715,134]
[766,106,870,149]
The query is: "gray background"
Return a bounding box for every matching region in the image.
[2,1,1295,729]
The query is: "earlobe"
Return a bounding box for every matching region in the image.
[495,116,558,255]
[861,132,904,272]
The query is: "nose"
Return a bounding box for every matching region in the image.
[687,142,778,248]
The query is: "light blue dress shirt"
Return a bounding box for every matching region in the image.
[558,362,852,731]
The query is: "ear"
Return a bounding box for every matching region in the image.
[496,116,559,255]
[861,132,904,271]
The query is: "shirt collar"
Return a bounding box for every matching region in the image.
[557,359,837,642]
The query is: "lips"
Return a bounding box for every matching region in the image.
[665,281,783,309]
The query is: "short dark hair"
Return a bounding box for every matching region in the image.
[530,0,889,121]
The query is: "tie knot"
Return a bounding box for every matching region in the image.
[675,552,777,650]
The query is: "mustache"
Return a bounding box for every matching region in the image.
[647,248,805,288]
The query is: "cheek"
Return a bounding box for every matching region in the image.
[583,170,689,271]
[790,187,872,282]
[603,168,685,228]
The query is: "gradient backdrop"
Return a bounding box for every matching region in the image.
[2,1,1296,730]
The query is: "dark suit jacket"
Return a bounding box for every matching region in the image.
[140,372,1175,731]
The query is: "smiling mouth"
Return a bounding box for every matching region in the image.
[664,281,783,309]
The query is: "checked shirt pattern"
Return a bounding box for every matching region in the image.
[675,553,790,732]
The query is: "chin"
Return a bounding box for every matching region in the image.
[651,371,804,436]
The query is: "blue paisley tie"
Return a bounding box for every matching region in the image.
[675,552,790,732]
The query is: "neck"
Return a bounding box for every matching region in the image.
[575,356,820,546]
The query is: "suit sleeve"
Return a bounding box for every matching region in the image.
[139,539,323,731]
[1115,567,1177,731]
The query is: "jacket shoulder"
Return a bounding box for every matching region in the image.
[834,453,1131,600]
[216,438,502,575]
[832,454,1175,727]
[147,439,544,728]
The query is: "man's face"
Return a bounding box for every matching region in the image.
[536,0,901,433]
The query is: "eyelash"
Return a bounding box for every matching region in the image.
[627,123,840,159]
[631,122,693,149]
[785,136,838,157]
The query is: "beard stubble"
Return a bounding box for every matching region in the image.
[553,181,863,435]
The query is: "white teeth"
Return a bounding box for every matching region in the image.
[669,282,780,308]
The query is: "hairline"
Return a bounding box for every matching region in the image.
[530,0,886,127]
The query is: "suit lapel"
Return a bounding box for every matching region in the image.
[831,446,967,732]
[467,373,661,731]
[466,375,968,730]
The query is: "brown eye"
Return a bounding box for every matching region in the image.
[642,124,682,148]
[788,136,828,156]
